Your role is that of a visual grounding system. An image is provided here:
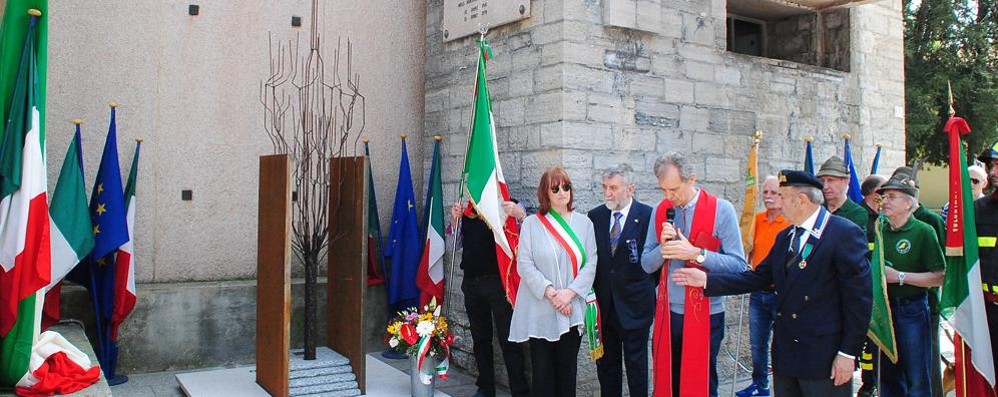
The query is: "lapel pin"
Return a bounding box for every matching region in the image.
[799,260,807,270]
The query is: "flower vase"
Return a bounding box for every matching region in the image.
[409,354,436,397]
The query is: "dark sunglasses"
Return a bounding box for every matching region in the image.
[550,184,572,194]
[972,178,982,185]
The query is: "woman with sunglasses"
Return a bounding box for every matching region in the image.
[941,164,987,220]
[873,167,946,397]
[508,167,598,397]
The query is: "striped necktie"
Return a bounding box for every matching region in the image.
[610,212,623,255]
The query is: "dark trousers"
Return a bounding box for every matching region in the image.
[929,310,942,397]
[747,290,777,388]
[463,274,529,397]
[879,294,932,397]
[773,374,852,397]
[670,311,725,397]
[595,306,650,397]
[528,329,582,397]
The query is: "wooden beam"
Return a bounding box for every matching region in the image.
[327,156,367,394]
[256,154,291,397]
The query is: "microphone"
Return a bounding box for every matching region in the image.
[663,208,676,243]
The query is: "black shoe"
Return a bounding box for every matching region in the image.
[857,384,877,397]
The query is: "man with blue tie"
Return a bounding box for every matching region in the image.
[672,170,872,397]
[588,164,654,397]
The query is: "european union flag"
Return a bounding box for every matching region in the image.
[67,104,129,384]
[386,137,421,309]
[843,137,864,203]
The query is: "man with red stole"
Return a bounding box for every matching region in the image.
[640,152,748,397]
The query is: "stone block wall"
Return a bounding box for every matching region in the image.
[425,0,904,394]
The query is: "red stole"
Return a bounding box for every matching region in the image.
[652,190,720,397]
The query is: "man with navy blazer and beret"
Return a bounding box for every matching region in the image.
[673,170,872,397]
[587,164,654,397]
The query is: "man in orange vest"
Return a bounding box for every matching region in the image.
[737,175,790,397]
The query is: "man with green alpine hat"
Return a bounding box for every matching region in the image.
[875,167,946,397]
[974,140,998,391]
[816,156,868,232]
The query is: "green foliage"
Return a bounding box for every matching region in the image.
[904,0,998,164]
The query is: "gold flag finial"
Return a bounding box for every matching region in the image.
[71,119,83,125]
[400,133,408,140]
[805,136,814,143]
[843,133,852,140]
[875,143,883,148]
[135,138,145,143]
[433,135,443,141]
[27,9,41,17]
[109,101,119,108]
[362,137,370,144]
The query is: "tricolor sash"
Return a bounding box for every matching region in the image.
[536,211,604,360]
[652,190,720,397]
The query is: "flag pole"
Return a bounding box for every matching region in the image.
[445,31,491,319]
[730,131,761,397]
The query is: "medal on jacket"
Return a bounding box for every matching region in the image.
[799,243,814,269]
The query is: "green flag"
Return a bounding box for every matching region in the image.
[0,0,46,142]
[868,216,897,363]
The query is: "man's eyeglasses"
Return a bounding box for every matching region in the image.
[551,184,572,194]
[972,178,982,185]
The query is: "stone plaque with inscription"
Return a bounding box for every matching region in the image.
[442,0,530,42]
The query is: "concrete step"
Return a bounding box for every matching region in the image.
[289,363,353,380]
[289,379,359,396]
[294,388,361,397]
[289,348,350,370]
[290,371,355,388]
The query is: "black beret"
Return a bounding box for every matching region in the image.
[778,170,824,190]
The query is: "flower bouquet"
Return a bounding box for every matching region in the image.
[385,298,454,386]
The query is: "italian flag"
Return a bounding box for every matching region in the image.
[42,124,94,330]
[417,138,444,306]
[111,140,140,340]
[461,39,520,305]
[0,7,51,386]
[941,113,996,394]
[48,126,93,287]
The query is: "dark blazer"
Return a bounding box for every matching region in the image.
[588,200,655,330]
[704,208,872,380]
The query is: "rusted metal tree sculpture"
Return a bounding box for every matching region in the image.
[259,2,365,360]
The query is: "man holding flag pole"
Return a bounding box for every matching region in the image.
[943,83,996,396]
[446,33,529,397]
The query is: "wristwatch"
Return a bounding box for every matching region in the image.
[695,248,707,265]
[898,272,906,286]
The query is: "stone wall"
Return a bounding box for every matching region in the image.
[425,0,905,394]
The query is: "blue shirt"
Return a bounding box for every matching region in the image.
[640,190,748,314]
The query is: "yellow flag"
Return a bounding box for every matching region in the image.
[739,133,760,254]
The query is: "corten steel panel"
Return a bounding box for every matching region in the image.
[256,154,291,397]
[442,0,530,42]
[327,156,367,393]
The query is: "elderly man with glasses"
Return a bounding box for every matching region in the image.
[874,167,946,397]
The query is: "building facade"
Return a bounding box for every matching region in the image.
[425,0,903,392]
[34,0,902,392]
